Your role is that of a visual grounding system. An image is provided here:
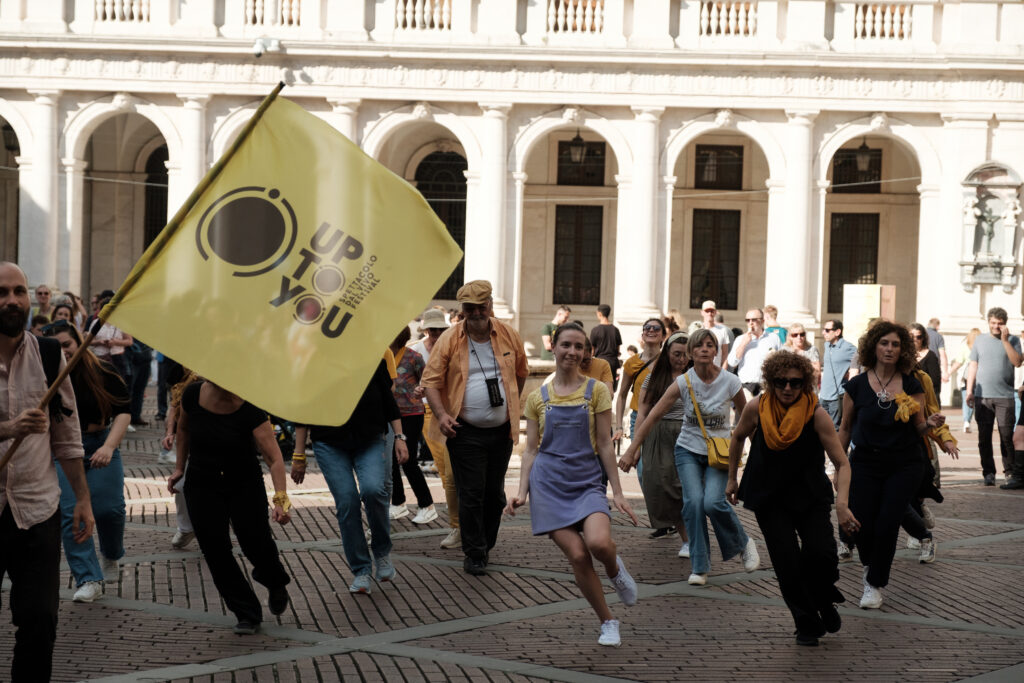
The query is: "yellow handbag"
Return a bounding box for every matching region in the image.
[684,374,731,471]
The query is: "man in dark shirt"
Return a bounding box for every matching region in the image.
[590,304,622,391]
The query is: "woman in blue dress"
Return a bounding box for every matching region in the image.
[505,323,640,647]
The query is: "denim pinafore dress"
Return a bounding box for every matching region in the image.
[528,379,609,535]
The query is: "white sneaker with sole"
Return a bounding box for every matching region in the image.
[741,537,760,572]
[688,573,707,586]
[411,505,438,524]
[837,541,852,562]
[906,536,921,550]
[101,556,120,584]
[439,528,461,549]
[860,583,883,609]
[73,581,103,603]
[389,504,410,520]
[171,530,195,549]
[919,538,936,564]
[678,542,690,558]
[610,556,638,606]
[598,619,621,647]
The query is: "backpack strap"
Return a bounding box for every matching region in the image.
[36,336,73,423]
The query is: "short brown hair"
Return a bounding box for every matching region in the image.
[761,351,816,396]
[856,321,915,374]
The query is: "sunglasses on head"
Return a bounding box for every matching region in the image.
[41,320,73,335]
[771,377,804,390]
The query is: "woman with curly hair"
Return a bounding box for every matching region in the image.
[838,321,943,609]
[726,351,856,646]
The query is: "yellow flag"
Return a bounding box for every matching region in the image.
[104,89,462,425]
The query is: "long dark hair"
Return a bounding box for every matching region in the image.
[44,321,125,424]
[643,332,689,407]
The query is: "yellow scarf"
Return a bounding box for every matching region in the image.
[759,391,818,451]
[893,392,920,422]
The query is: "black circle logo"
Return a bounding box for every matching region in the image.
[196,187,298,277]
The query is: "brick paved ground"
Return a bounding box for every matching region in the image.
[2,406,1022,682]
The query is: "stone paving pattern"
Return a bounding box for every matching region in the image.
[1,409,1022,682]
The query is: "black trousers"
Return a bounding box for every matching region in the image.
[0,507,60,683]
[974,397,1015,476]
[446,420,513,561]
[184,470,290,624]
[392,414,434,508]
[129,356,151,422]
[849,450,924,588]
[755,505,842,636]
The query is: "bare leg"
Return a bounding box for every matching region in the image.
[581,513,618,576]
[550,519,614,623]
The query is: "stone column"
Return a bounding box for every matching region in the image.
[765,110,818,324]
[510,171,528,325]
[175,94,209,216]
[613,108,663,327]
[62,158,88,297]
[813,179,830,322]
[467,103,512,316]
[660,174,678,309]
[20,90,60,287]
[327,98,361,143]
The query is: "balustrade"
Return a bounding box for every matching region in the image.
[548,0,604,35]
[243,0,301,27]
[395,0,452,31]
[699,2,757,37]
[854,3,911,40]
[95,0,150,23]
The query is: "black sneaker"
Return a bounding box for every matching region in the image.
[233,620,260,635]
[795,630,819,647]
[268,586,289,615]
[648,527,675,539]
[1000,477,1024,490]
[821,604,842,634]
[984,473,996,486]
[463,557,486,576]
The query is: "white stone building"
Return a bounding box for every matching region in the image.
[1,0,1023,365]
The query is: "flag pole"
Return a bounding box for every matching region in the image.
[0,82,286,472]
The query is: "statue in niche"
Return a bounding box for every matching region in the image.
[960,162,1024,293]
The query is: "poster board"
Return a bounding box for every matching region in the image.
[842,284,896,344]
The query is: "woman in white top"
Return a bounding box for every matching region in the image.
[622,328,760,585]
[784,323,821,381]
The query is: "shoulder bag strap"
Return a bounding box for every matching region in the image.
[684,373,711,441]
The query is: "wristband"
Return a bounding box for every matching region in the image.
[291,454,307,463]
[271,491,292,513]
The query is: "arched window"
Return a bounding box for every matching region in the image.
[415,151,467,300]
[143,145,169,249]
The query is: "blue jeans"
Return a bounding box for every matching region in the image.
[56,430,125,586]
[313,432,392,577]
[675,446,749,574]
[962,393,974,428]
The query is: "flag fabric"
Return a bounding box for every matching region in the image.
[103,91,462,426]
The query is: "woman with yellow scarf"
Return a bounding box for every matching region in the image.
[726,352,856,647]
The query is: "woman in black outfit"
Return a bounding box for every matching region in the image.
[168,381,293,635]
[727,351,856,646]
[909,323,941,405]
[838,321,942,610]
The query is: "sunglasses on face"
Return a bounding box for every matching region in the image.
[771,377,804,390]
[792,332,806,337]
[41,320,73,335]
[642,325,663,333]
[745,317,763,322]
[823,328,834,332]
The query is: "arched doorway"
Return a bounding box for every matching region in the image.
[82,114,167,292]
[414,151,467,300]
[0,120,20,262]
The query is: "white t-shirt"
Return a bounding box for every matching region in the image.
[674,368,742,455]
[708,324,731,367]
[727,331,782,384]
[461,337,508,428]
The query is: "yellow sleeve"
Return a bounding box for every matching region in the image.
[524,389,543,422]
[592,381,612,414]
[597,359,613,383]
[383,348,397,379]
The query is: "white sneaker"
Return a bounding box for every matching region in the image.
[919,538,936,564]
[439,528,461,549]
[411,505,438,524]
[157,448,176,465]
[688,573,707,586]
[171,530,195,549]
[678,542,691,558]
[962,424,972,433]
[860,583,883,609]
[101,556,120,584]
[837,541,852,562]
[610,556,638,606]
[389,504,410,520]
[906,536,921,550]
[741,537,760,572]
[921,503,936,530]
[126,424,136,433]
[598,619,621,647]
[73,581,103,603]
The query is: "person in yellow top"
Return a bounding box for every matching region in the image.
[580,337,613,395]
[613,317,667,444]
[505,322,639,648]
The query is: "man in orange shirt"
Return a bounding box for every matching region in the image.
[422,280,528,576]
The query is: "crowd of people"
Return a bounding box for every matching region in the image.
[2,258,1022,679]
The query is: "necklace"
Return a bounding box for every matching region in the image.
[872,368,896,409]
